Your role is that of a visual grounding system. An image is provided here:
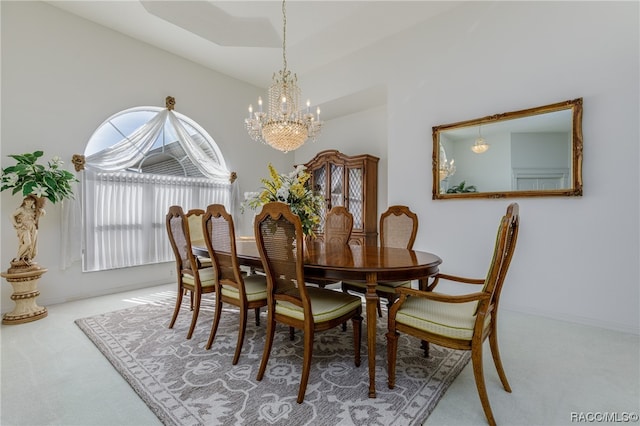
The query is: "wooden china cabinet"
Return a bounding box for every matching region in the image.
[304,150,378,246]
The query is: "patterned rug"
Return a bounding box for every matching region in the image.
[75,291,470,426]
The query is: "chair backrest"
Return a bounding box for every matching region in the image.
[202,204,244,287]
[480,203,520,312]
[324,206,353,246]
[166,205,198,273]
[186,209,205,245]
[254,202,309,309]
[380,205,418,249]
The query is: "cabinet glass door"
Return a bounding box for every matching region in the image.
[347,167,364,229]
[330,164,344,208]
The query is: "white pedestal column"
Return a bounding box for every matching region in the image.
[1,265,48,324]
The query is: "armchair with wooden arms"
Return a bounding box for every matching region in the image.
[254,202,362,403]
[386,203,520,426]
[166,206,216,339]
[202,204,268,365]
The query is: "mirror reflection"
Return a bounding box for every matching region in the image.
[433,98,583,199]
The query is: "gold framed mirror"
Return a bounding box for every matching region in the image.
[432,98,583,199]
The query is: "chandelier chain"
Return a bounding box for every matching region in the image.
[282,0,287,73]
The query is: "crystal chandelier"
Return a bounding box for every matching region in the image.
[245,0,322,153]
[471,125,490,154]
[439,144,456,181]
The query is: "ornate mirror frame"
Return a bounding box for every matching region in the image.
[432,98,583,199]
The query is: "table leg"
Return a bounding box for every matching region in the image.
[365,272,378,398]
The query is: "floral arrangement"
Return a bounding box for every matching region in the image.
[1,151,77,204]
[242,164,323,236]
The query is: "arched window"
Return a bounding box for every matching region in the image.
[81,103,233,272]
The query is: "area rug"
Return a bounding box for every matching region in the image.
[75,291,470,426]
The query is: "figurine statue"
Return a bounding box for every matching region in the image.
[11,195,46,265]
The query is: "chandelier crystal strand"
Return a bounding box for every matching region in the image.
[244,0,322,153]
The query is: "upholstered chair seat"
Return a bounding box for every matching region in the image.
[219,274,268,302]
[182,267,215,286]
[275,286,363,322]
[394,297,491,340]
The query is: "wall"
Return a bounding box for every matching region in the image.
[299,1,639,333]
[0,1,287,311]
[2,2,638,334]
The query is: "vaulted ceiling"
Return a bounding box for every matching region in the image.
[47,1,461,89]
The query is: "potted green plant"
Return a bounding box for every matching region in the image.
[446,180,478,194]
[1,151,77,268]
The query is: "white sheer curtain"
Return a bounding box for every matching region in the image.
[82,170,231,271]
[62,106,235,271]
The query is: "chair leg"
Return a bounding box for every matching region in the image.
[189,290,194,311]
[254,307,261,327]
[289,326,295,341]
[186,291,201,339]
[421,340,430,358]
[205,294,223,350]
[376,298,383,317]
[297,328,314,404]
[489,330,512,392]
[257,312,276,381]
[233,306,248,365]
[341,284,353,331]
[386,330,399,389]
[169,286,184,329]
[471,344,497,426]
[353,314,362,367]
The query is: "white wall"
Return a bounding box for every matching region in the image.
[300,1,639,333]
[0,1,288,310]
[2,2,638,334]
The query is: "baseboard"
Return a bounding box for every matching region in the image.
[502,303,640,336]
[38,279,174,308]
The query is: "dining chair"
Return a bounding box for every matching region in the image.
[342,205,419,316]
[324,206,354,245]
[202,204,268,365]
[307,206,354,289]
[183,209,213,307]
[254,201,362,403]
[386,203,520,426]
[186,208,212,268]
[166,205,216,339]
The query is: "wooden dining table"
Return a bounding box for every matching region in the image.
[193,237,442,398]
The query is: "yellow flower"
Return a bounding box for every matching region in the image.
[267,164,281,189]
[298,172,310,186]
[290,183,305,198]
[259,190,270,203]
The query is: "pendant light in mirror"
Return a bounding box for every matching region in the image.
[471,125,490,154]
